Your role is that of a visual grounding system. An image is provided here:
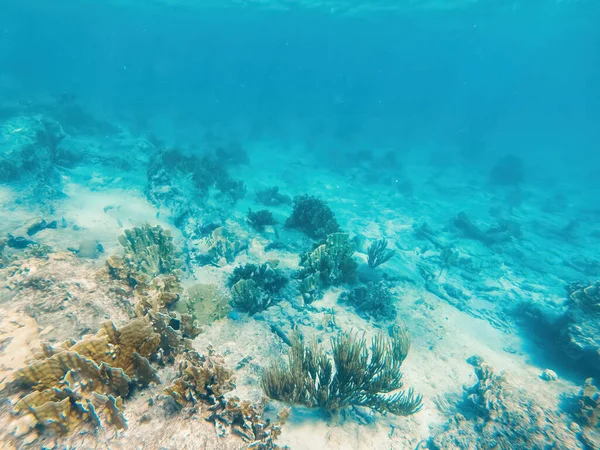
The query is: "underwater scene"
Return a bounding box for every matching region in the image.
[1,0,600,448]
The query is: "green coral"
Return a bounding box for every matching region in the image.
[117,224,182,278]
[296,233,357,302]
[262,328,422,417]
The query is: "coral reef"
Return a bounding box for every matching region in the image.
[229,262,288,314]
[116,224,182,279]
[576,378,600,428]
[296,233,357,302]
[430,360,583,450]
[145,148,246,238]
[0,238,9,268]
[262,328,422,417]
[285,195,340,240]
[4,317,164,439]
[367,238,396,269]
[197,227,248,266]
[177,283,232,326]
[557,281,600,376]
[164,348,288,449]
[229,262,288,295]
[339,282,397,320]
[255,186,291,206]
[574,378,600,448]
[247,209,278,232]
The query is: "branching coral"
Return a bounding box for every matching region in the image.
[285,195,340,240]
[296,233,357,302]
[262,328,422,417]
[247,209,278,232]
[367,238,395,269]
[164,348,288,449]
[339,282,397,320]
[255,186,291,206]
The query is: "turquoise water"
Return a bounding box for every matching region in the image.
[1,0,600,449]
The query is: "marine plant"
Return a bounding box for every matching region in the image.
[255,186,291,206]
[261,328,423,417]
[296,232,357,302]
[339,282,397,320]
[247,209,278,231]
[285,195,340,240]
[367,238,395,268]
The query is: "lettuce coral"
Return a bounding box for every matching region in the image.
[296,232,357,302]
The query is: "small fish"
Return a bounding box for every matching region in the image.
[117,218,123,227]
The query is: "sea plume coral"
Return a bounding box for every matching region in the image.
[367,238,395,269]
[261,328,422,417]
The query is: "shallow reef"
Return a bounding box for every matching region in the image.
[1,95,599,450]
